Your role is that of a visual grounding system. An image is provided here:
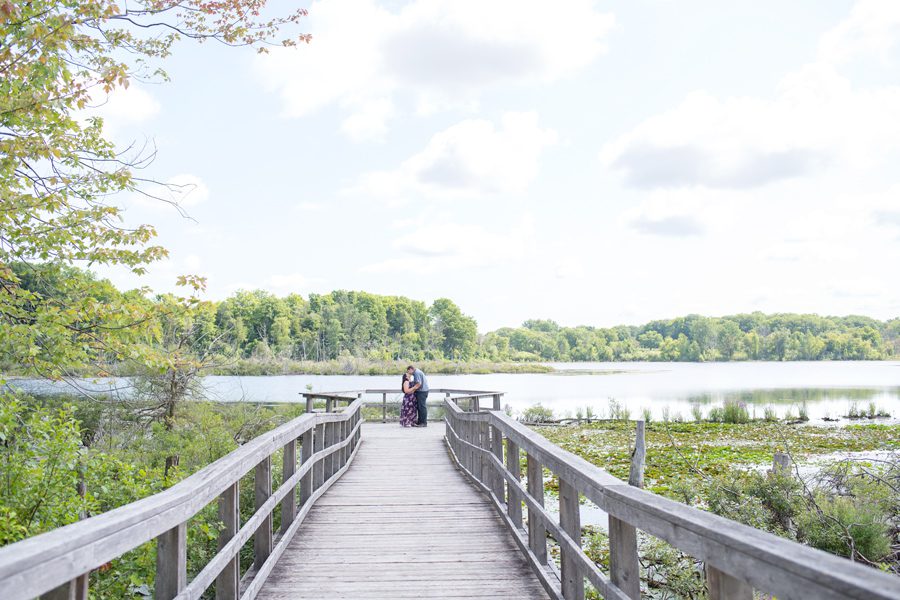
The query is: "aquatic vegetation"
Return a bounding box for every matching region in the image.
[608,398,631,421]
[520,404,555,423]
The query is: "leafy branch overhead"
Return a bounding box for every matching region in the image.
[0,1,308,378]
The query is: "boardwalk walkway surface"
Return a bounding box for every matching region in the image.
[257,422,550,599]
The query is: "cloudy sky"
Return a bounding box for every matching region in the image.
[101,0,900,331]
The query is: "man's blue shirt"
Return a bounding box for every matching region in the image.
[413,368,429,392]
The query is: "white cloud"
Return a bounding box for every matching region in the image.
[601,62,900,189]
[362,215,535,273]
[350,111,557,200]
[818,0,900,64]
[602,1,900,190]
[98,85,161,122]
[255,0,614,139]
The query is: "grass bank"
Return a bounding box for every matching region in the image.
[210,357,555,376]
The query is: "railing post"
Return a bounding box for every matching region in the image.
[479,420,490,485]
[254,456,273,570]
[382,392,387,423]
[629,420,646,488]
[325,398,333,413]
[506,438,523,529]
[216,482,239,599]
[305,395,314,414]
[707,565,752,600]
[313,422,325,490]
[559,477,584,600]
[281,438,297,534]
[300,428,313,504]
[490,420,504,501]
[492,393,501,411]
[473,396,481,412]
[526,453,547,564]
[155,523,186,600]
[609,421,644,600]
[609,517,640,599]
[324,421,336,479]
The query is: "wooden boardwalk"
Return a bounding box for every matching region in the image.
[257,422,550,599]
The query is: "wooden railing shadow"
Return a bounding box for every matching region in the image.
[0,395,363,600]
[443,394,900,600]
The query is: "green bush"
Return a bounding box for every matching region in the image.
[722,400,750,424]
[520,404,554,423]
[797,495,891,561]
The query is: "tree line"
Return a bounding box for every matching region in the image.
[5,263,898,372]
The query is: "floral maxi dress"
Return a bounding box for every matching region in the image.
[400,390,418,427]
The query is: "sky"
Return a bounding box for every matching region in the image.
[97,0,900,332]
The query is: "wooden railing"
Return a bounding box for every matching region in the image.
[0,394,364,600]
[443,396,900,600]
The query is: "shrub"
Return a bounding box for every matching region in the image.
[722,400,750,424]
[690,404,703,423]
[520,404,554,423]
[797,495,891,561]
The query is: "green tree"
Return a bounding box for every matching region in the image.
[429,298,478,360]
[1,1,309,378]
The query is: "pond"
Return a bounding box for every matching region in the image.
[8,361,900,423]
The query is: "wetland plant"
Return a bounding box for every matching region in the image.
[608,398,630,421]
[723,400,750,423]
[763,405,778,422]
[520,404,554,423]
[798,402,809,422]
[642,407,652,423]
[690,404,704,423]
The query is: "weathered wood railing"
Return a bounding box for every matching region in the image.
[304,388,504,423]
[443,396,900,600]
[0,394,364,600]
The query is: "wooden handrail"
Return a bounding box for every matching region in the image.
[443,397,900,600]
[0,399,365,600]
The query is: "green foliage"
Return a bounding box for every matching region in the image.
[797,495,891,562]
[520,404,555,423]
[0,391,308,596]
[489,313,897,362]
[1,1,310,379]
[0,391,88,544]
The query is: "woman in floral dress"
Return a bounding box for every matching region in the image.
[400,372,420,427]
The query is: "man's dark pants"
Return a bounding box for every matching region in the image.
[415,390,429,426]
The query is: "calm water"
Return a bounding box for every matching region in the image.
[9,361,900,422]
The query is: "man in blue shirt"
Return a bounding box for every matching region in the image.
[407,365,429,427]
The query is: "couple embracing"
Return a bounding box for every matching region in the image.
[400,365,429,427]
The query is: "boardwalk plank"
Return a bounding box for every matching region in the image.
[256,423,549,599]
